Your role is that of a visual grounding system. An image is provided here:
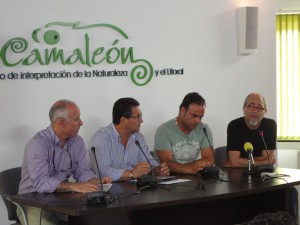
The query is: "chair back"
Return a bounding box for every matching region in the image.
[0,167,22,222]
[214,146,228,167]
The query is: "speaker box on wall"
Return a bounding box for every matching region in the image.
[237,7,258,55]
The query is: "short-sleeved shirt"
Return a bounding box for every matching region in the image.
[154,118,213,164]
[227,117,277,158]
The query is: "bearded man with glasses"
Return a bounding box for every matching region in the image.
[223,93,276,168]
[224,94,298,221]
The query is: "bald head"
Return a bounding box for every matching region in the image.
[243,93,267,129]
[243,93,267,111]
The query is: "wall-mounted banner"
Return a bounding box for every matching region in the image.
[0,21,184,86]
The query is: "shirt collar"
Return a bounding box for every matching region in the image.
[110,123,136,143]
[47,126,68,150]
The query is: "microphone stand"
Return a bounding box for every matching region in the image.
[244,151,257,176]
[135,140,157,188]
[255,131,274,173]
[201,128,220,179]
[248,152,255,172]
[87,147,110,204]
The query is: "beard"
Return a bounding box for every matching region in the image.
[248,119,259,127]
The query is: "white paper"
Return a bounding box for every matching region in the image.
[158,179,191,185]
[99,183,112,192]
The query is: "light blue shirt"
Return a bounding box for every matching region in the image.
[19,126,97,194]
[89,123,159,181]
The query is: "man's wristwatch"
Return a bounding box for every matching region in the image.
[129,170,134,179]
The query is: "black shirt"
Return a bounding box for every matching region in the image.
[227,117,277,158]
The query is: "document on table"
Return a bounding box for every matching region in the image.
[99,183,112,192]
[158,179,191,185]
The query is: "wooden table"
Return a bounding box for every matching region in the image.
[11,168,300,225]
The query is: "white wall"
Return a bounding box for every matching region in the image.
[276,0,300,10]
[0,0,276,223]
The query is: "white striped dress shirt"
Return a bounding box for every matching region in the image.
[18,126,97,194]
[89,123,159,181]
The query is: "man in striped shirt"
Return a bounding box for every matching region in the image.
[89,97,169,181]
[17,99,111,225]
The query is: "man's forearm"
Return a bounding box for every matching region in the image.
[56,181,74,192]
[254,155,274,166]
[120,170,132,180]
[229,158,249,167]
[166,160,197,174]
[197,157,214,165]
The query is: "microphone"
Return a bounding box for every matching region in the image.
[135,140,154,174]
[259,130,269,164]
[243,142,256,175]
[244,142,255,165]
[200,127,220,179]
[244,142,253,152]
[134,140,157,188]
[87,147,110,204]
[255,131,274,173]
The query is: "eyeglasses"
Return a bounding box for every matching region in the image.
[246,104,265,112]
[130,114,143,121]
[53,144,72,172]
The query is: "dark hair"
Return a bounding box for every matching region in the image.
[113,98,140,125]
[179,92,206,111]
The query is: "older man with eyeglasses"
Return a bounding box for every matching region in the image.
[223,93,298,221]
[223,93,277,168]
[89,97,169,181]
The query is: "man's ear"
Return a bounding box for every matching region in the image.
[120,116,127,124]
[242,106,247,114]
[180,106,186,116]
[58,118,66,128]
